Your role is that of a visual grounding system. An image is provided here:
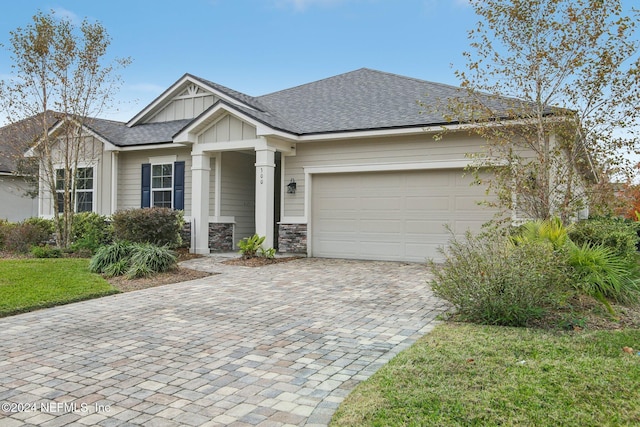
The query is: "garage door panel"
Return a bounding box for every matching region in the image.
[312,170,497,262]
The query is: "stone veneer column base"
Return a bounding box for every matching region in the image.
[278,223,307,254]
[209,223,234,252]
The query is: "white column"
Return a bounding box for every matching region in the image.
[255,147,276,248]
[110,152,118,214]
[191,152,211,254]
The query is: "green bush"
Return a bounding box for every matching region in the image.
[429,230,571,327]
[112,208,183,247]
[89,241,134,274]
[89,241,177,279]
[2,222,51,253]
[238,234,266,259]
[567,242,640,307]
[31,245,63,258]
[127,243,177,279]
[23,217,55,236]
[568,218,639,263]
[71,213,113,253]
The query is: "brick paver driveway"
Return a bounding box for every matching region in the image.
[0,257,448,426]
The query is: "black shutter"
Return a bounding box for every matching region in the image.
[141,163,151,208]
[173,161,185,210]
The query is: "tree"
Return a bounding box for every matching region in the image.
[440,0,640,223]
[0,10,130,247]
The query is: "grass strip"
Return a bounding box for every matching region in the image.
[0,258,118,317]
[331,323,640,427]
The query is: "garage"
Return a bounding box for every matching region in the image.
[310,169,497,262]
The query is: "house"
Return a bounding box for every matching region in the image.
[0,112,57,222]
[35,68,506,262]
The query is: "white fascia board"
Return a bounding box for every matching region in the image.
[115,143,187,152]
[128,75,259,128]
[303,159,474,174]
[26,118,119,155]
[174,104,263,144]
[256,123,479,143]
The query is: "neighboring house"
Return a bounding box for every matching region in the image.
[35,68,514,262]
[0,112,57,222]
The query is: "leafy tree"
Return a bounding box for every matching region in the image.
[439,0,640,223]
[0,10,130,247]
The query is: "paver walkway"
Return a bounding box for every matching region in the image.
[0,257,448,426]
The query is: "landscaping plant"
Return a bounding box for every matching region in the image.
[238,234,276,259]
[89,241,177,279]
[112,208,183,247]
[429,229,570,326]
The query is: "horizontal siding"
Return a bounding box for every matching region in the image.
[283,132,490,217]
[220,151,255,247]
[117,147,192,215]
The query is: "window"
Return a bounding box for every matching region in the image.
[151,163,173,208]
[141,161,185,210]
[56,167,94,213]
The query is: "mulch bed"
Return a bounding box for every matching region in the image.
[221,256,302,267]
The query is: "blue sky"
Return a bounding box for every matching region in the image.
[0,0,475,122]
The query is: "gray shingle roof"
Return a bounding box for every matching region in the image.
[0,112,58,173]
[86,118,191,147]
[78,68,533,147]
[256,68,467,134]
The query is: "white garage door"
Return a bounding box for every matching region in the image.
[311,169,497,262]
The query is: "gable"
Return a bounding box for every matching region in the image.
[198,114,257,143]
[148,83,218,123]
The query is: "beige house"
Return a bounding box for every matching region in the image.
[36,68,504,262]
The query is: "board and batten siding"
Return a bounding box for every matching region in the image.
[219,151,255,247]
[149,95,218,123]
[282,132,491,218]
[116,148,193,215]
[198,114,257,144]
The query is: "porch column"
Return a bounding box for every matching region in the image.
[255,147,276,248]
[191,152,211,254]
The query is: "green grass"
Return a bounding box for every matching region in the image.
[0,258,118,317]
[331,323,640,427]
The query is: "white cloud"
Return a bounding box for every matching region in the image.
[51,7,81,25]
[275,0,347,12]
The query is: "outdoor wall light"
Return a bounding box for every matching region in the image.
[287,178,297,194]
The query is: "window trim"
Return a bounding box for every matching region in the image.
[151,162,174,209]
[55,165,96,213]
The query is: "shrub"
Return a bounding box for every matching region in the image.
[126,243,177,279]
[567,242,640,308]
[238,234,277,259]
[2,222,51,253]
[89,241,134,274]
[23,217,55,236]
[112,208,183,247]
[89,241,177,279]
[511,217,569,250]
[31,245,63,258]
[568,218,639,263]
[429,230,571,327]
[238,234,266,259]
[71,213,113,254]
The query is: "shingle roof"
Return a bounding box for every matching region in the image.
[44,68,533,147]
[86,118,191,147]
[256,68,469,134]
[0,112,58,173]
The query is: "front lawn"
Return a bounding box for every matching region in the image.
[331,323,640,426]
[0,258,118,317]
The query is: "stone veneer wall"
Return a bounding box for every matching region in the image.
[209,223,234,252]
[278,223,307,253]
[180,222,191,248]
